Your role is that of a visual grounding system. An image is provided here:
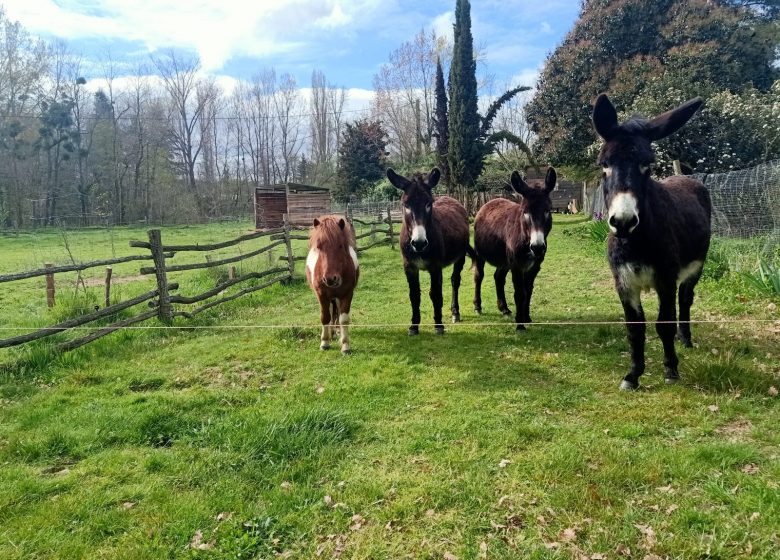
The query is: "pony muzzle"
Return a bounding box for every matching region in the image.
[322,275,342,288]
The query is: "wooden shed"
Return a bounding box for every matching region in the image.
[254,183,331,229]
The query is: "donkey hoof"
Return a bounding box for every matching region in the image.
[474,306,482,315]
[515,324,526,332]
[619,379,640,391]
[501,310,513,318]
[677,335,693,348]
[434,325,445,335]
[408,326,419,336]
[452,314,461,324]
[665,369,680,384]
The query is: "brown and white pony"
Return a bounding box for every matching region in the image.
[592,94,711,390]
[387,167,473,335]
[305,215,359,354]
[473,168,556,330]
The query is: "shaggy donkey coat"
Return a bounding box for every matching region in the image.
[592,93,711,390]
[387,167,472,335]
[306,215,359,353]
[473,167,556,330]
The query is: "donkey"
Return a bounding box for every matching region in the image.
[592,93,711,390]
[473,167,556,331]
[305,215,359,354]
[387,167,472,335]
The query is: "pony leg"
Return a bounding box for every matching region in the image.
[656,282,680,384]
[405,265,421,336]
[510,268,528,331]
[617,286,646,390]
[473,257,485,314]
[494,268,511,316]
[319,297,333,350]
[677,274,700,348]
[451,254,466,323]
[429,267,445,334]
[337,294,353,354]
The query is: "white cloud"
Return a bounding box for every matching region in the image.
[2,0,381,72]
[431,11,454,42]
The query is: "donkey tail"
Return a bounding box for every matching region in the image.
[465,244,477,268]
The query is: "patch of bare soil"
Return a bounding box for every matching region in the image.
[715,418,754,442]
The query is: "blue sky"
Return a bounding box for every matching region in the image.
[3,0,580,94]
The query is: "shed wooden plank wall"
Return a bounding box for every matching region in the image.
[287,192,332,226]
[255,191,287,229]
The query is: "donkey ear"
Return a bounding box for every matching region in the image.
[510,170,531,197]
[338,218,346,230]
[427,168,441,188]
[544,167,557,193]
[313,218,320,227]
[592,93,618,141]
[386,168,409,191]
[645,97,704,141]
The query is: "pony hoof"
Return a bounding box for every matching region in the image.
[341,346,351,355]
[452,314,461,324]
[435,326,445,335]
[320,342,331,350]
[408,326,419,336]
[619,379,640,391]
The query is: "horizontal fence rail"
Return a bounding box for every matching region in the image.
[1,208,397,354]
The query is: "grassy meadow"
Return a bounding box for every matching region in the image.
[0,215,778,559]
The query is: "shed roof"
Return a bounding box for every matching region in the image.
[255,182,330,194]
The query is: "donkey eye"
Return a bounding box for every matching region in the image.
[638,164,650,174]
[425,204,432,212]
[403,205,411,214]
[523,212,531,222]
[603,166,613,177]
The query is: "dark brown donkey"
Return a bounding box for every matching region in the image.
[473,167,556,331]
[592,94,711,390]
[305,215,359,353]
[387,167,472,335]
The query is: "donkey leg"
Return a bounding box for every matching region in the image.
[451,254,466,323]
[405,265,422,336]
[618,287,646,390]
[677,275,700,348]
[656,283,680,384]
[473,257,485,314]
[319,297,333,350]
[511,268,528,331]
[494,268,512,316]
[337,294,353,354]
[430,267,445,334]
[521,264,541,324]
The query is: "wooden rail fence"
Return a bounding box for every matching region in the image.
[0,208,398,354]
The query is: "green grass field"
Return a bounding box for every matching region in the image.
[0,216,778,559]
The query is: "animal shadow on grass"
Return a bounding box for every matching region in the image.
[366,327,581,394]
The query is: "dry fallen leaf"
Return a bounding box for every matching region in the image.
[122,502,136,510]
[769,386,778,397]
[215,511,231,522]
[615,543,631,556]
[479,541,488,556]
[349,514,365,531]
[425,508,435,517]
[324,495,334,507]
[498,459,511,468]
[497,495,510,507]
[315,384,325,394]
[665,504,679,515]
[280,481,292,490]
[750,512,760,521]
[634,524,657,550]
[741,463,759,475]
[188,530,214,551]
[708,404,719,413]
[544,542,561,550]
[560,527,577,542]
[643,555,664,560]
[591,554,607,560]
[444,553,458,560]
[656,485,674,494]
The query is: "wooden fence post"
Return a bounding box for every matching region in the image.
[283,214,295,279]
[386,205,395,249]
[673,160,682,175]
[346,203,353,225]
[148,229,172,324]
[104,266,113,308]
[228,266,236,280]
[45,263,55,308]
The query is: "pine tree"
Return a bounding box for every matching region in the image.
[432,58,450,193]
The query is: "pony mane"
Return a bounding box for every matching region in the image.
[309,215,356,249]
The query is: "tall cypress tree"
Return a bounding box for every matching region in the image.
[432,57,450,193]
[447,0,481,193]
